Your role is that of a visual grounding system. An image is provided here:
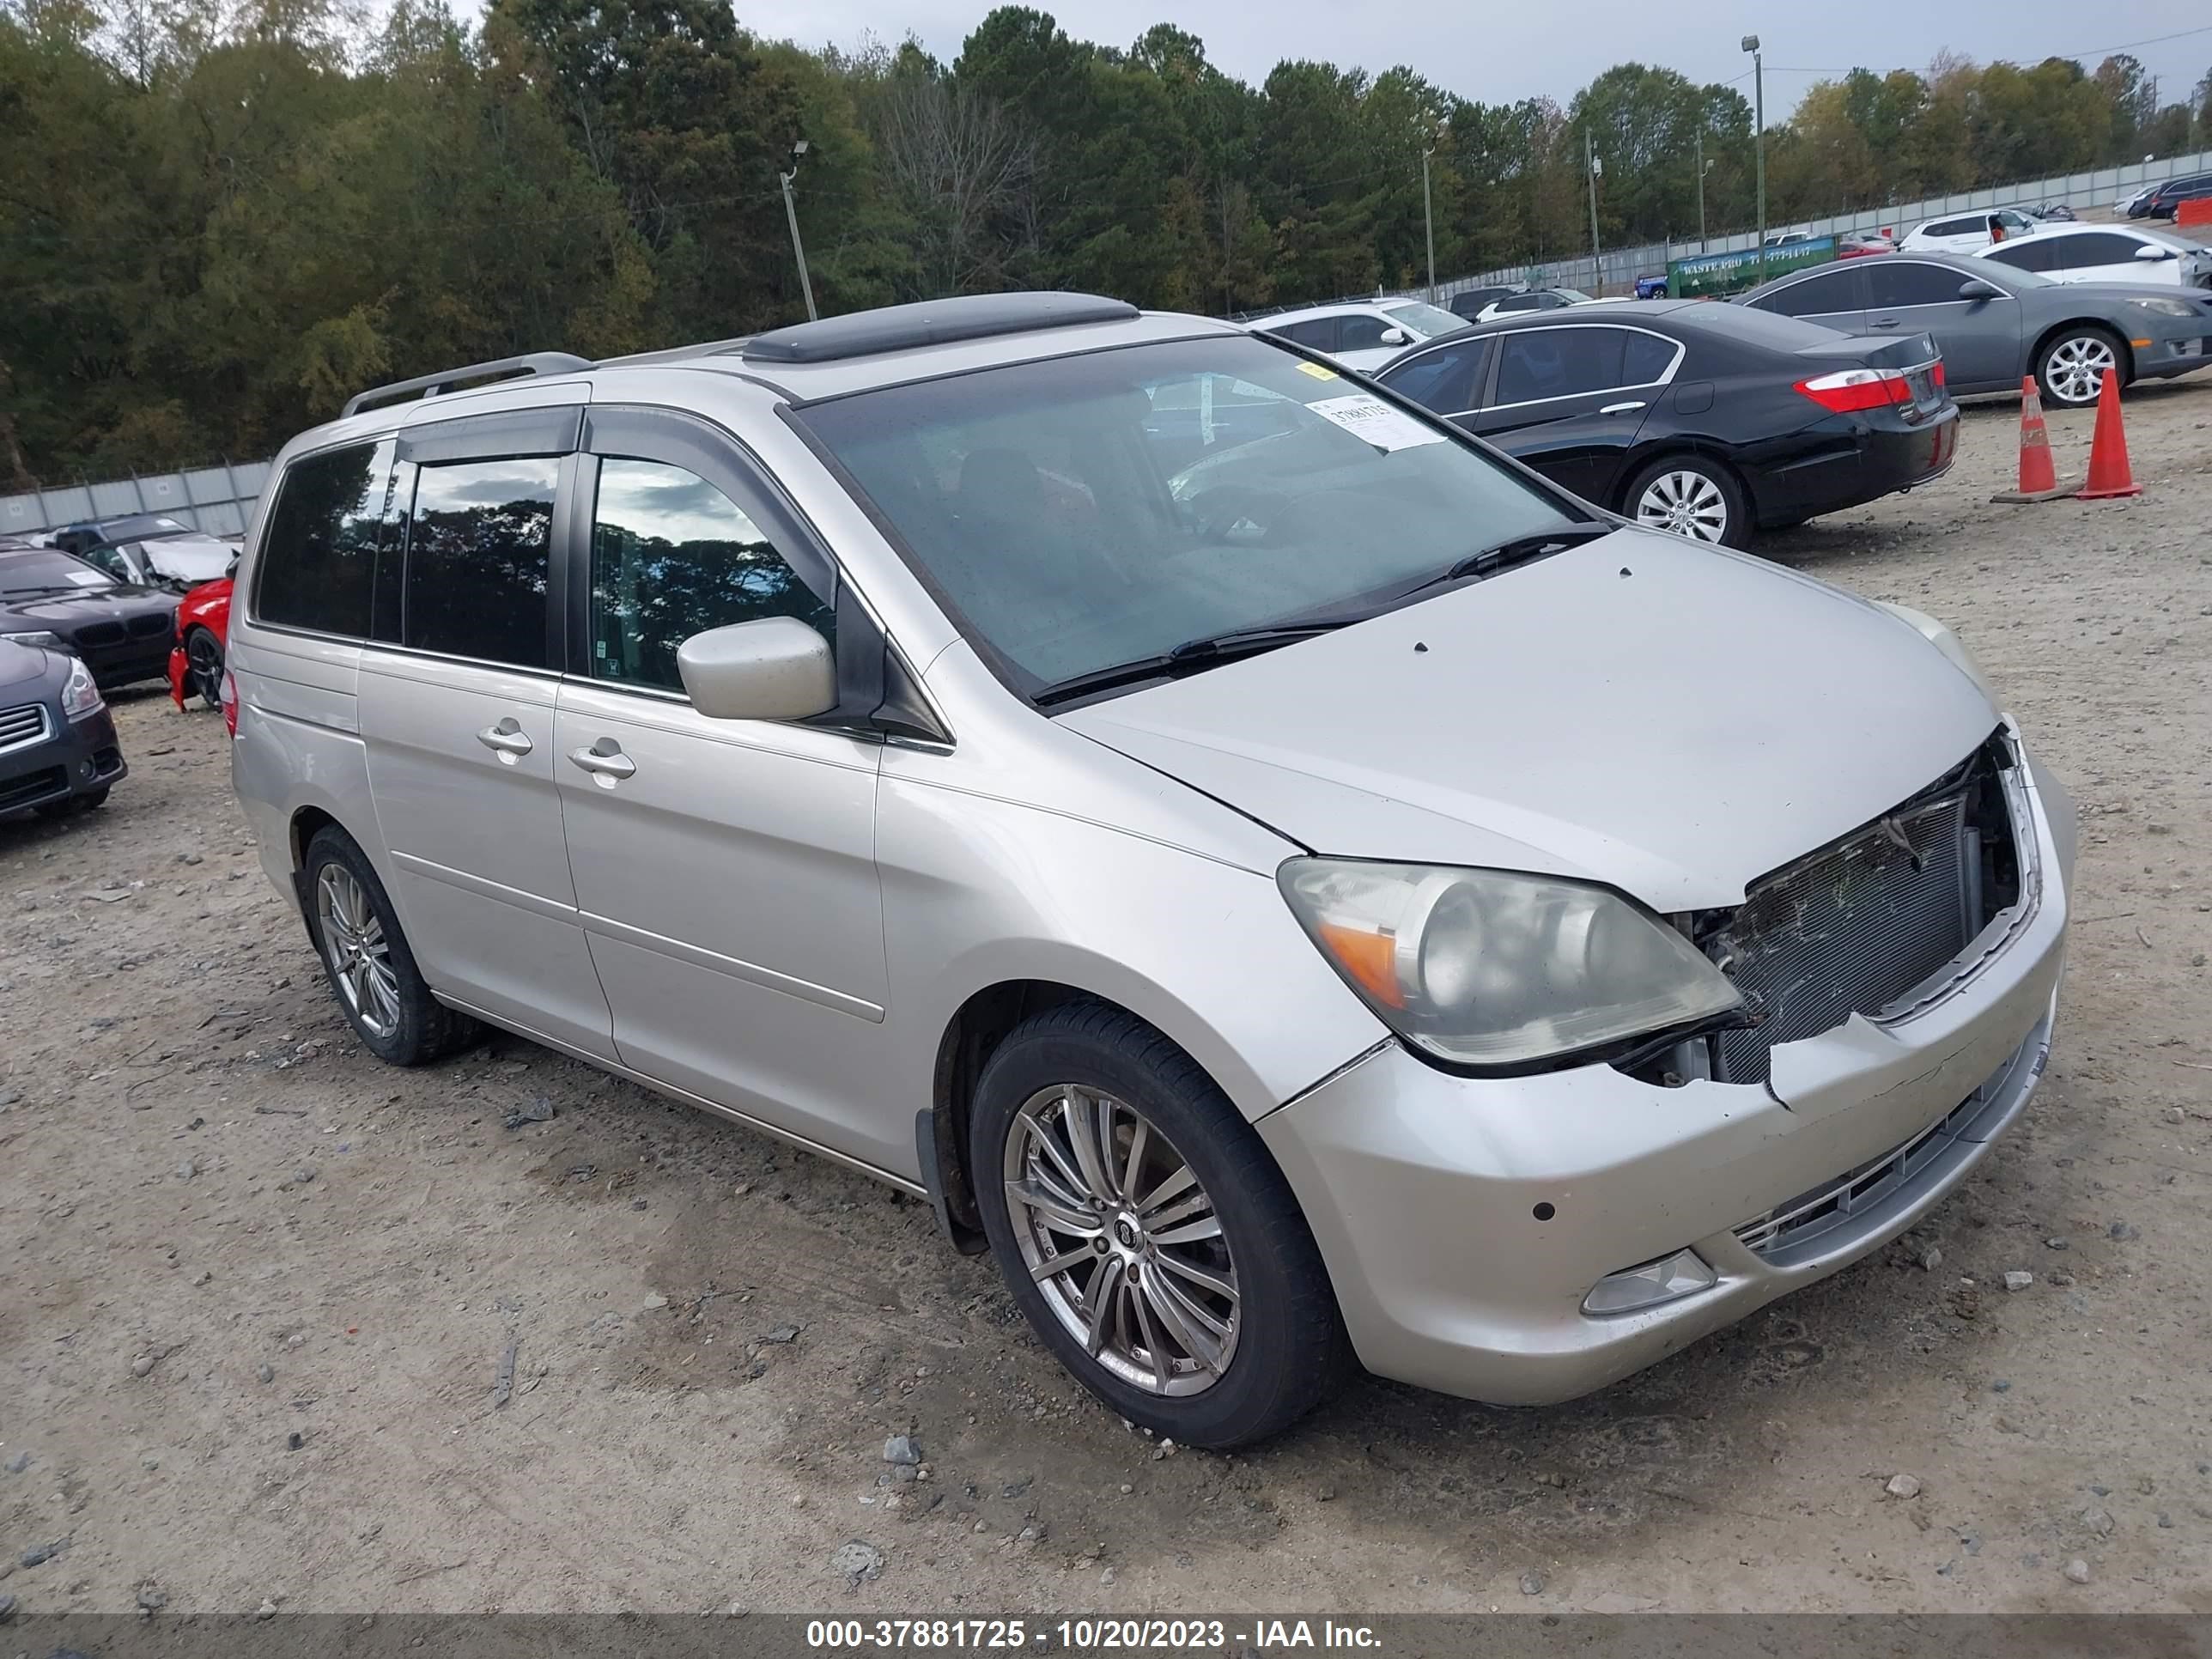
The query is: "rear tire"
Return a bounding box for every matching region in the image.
[1623,454,1749,548]
[301,826,479,1066]
[2036,325,2126,409]
[969,1000,1351,1449]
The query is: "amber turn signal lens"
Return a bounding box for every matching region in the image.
[1316,921,1404,1008]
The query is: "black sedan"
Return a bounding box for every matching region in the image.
[0,635,126,821]
[1371,301,1958,547]
[0,544,180,689]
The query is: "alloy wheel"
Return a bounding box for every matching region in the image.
[1001,1084,1241,1396]
[1634,469,1730,542]
[2045,335,2116,405]
[315,863,401,1038]
[186,630,223,707]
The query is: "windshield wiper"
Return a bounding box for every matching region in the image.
[1,584,106,599]
[1032,617,1366,708]
[1399,523,1613,599]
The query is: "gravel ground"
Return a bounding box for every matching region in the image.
[3,375,2210,1617]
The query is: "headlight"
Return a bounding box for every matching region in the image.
[60,654,104,720]
[1879,602,1996,704]
[2126,296,2195,319]
[1278,859,1741,1067]
[1,629,64,651]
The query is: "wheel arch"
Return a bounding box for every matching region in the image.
[1614,442,1758,533]
[2031,319,2136,386]
[923,973,1322,1257]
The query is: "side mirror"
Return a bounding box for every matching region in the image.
[2135,243,2173,260]
[1957,277,2005,301]
[1377,326,1408,346]
[677,617,836,722]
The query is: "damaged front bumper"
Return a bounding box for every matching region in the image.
[1257,734,2072,1407]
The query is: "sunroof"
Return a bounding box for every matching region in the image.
[739,292,1139,365]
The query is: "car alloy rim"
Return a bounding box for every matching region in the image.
[2047,336,2115,404]
[1001,1085,1240,1396]
[1635,470,1729,542]
[187,631,222,704]
[315,864,401,1038]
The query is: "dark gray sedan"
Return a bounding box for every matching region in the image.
[1739,252,2212,407]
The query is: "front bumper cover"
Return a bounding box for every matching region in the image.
[1258,739,2071,1406]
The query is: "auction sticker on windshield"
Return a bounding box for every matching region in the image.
[1307,393,1443,452]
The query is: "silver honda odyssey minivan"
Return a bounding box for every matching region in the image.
[228,293,2074,1447]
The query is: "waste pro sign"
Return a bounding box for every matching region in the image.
[1668,237,1837,298]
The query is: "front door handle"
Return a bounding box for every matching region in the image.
[1599,401,1647,415]
[568,739,636,781]
[1870,316,1900,328]
[476,719,533,759]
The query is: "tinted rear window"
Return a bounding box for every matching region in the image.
[255,441,394,636]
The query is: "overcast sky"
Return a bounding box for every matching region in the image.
[747,3,2211,121]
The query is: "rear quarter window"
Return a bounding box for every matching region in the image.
[253,440,396,637]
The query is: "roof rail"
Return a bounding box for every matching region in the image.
[341,351,593,419]
[739,293,1138,366]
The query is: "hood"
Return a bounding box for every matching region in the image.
[2027,278,2209,307]
[0,636,60,690]
[1059,531,1997,912]
[143,538,235,584]
[3,584,170,623]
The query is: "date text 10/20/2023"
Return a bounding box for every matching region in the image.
[805,1620,1383,1651]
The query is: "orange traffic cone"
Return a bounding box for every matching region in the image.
[1990,376,2081,503]
[2076,369,2142,500]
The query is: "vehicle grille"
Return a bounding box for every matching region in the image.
[127,613,169,639]
[0,764,64,811]
[76,621,125,647]
[1705,778,1984,1083]
[0,701,51,755]
[1732,1024,2044,1261]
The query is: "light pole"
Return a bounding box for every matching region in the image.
[778,138,818,323]
[1585,130,1603,293]
[1742,34,1765,276]
[1695,128,1711,252]
[1420,117,1445,301]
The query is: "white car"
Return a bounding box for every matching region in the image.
[1898,209,2037,256]
[1247,299,1470,371]
[1975,222,2212,290]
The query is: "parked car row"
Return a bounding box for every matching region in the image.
[2122,172,2212,221]
[0,524,243,825]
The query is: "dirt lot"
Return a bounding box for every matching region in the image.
[4,377,2211,1619]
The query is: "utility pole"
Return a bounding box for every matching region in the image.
[1420,117,1445,301]
[1743,35,1766,276]
[1696,126,1708,252]
[779,138,818,323]
[1585,130,1603,294]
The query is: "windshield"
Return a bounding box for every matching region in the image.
[1974,259,2052,289]
[0,550,117,597]
[797,336,1584,693]
[1380,301,1469,338]
[1549,288,1594,303]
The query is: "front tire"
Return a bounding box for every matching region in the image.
[2037,326,2125,409]
[301,827,478,1066]
[1625,454,1749,548]
[969,1000,1350,1449]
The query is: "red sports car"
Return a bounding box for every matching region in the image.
[167,574,232,709]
